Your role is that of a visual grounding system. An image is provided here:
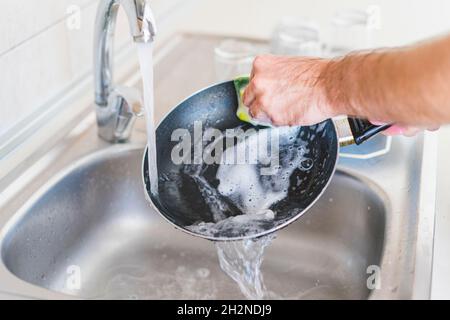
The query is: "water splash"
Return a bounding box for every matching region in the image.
[186,126,313,238]
[215,234,275,300]
[187,210,276,239]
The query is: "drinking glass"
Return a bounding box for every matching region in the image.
[327,6,381,57]
[214,39,257,82]
[271,17,321,57]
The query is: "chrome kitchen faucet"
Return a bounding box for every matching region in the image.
[94,0,157,142]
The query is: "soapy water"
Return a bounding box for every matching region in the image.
[216,128,311,215]
[184,126,313,299]
[96,236,274,300]
[187,210,276,238]
[97,265,218,300]
[185,126,314,238]
[215,234,275,300]
[95,255,333,300]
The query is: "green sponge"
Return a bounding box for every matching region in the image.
[234,76,273,127]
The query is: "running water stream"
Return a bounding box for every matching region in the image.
[138,42,159,196]
[216,235,275,300]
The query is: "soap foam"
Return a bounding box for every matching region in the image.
[186,126,313,238]
[186,209,276,238]
[216,127,310,216]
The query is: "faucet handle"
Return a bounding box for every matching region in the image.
[107,86,143,142]
[113,86,144,117]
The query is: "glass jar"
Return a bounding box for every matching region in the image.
[271,17,322,57]
[327,7,381,57]
[214,39,257,82]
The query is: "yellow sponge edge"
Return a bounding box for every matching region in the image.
[234,75,272,127]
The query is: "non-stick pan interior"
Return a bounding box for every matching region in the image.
[143,81,338,240]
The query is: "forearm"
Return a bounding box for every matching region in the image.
[324,35,450,126]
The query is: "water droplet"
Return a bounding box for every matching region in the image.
[196,268,210,279]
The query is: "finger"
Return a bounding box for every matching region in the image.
[381,125,406,136]
[242,82,256,107]
[369,120,404,136]
[370,119,426,137]
[250,66,255,80]
[427,125,440,132]
[249,103,271,123]
[403,127,421,137]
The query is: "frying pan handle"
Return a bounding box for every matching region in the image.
[347,118,392,145]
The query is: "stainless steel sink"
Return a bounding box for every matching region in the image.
[0,34,437,299]
[1,147,385,299]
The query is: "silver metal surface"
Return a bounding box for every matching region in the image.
[0,34,437,299]
[334,117,355,146]
[94,0,156,142]
[1,148,384,299]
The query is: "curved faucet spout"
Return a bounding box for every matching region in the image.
[94,0,156,142]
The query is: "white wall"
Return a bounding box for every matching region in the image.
[179,0,450,47]
[1,0,450,139]
[0,0,182,138]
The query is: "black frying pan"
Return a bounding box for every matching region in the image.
[142,81,389,241]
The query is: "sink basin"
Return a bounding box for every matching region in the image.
[0,34,435,299]
[1,147,385,299]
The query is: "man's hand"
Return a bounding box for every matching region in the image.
[242,55,340,126]
[242,53,442,135]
